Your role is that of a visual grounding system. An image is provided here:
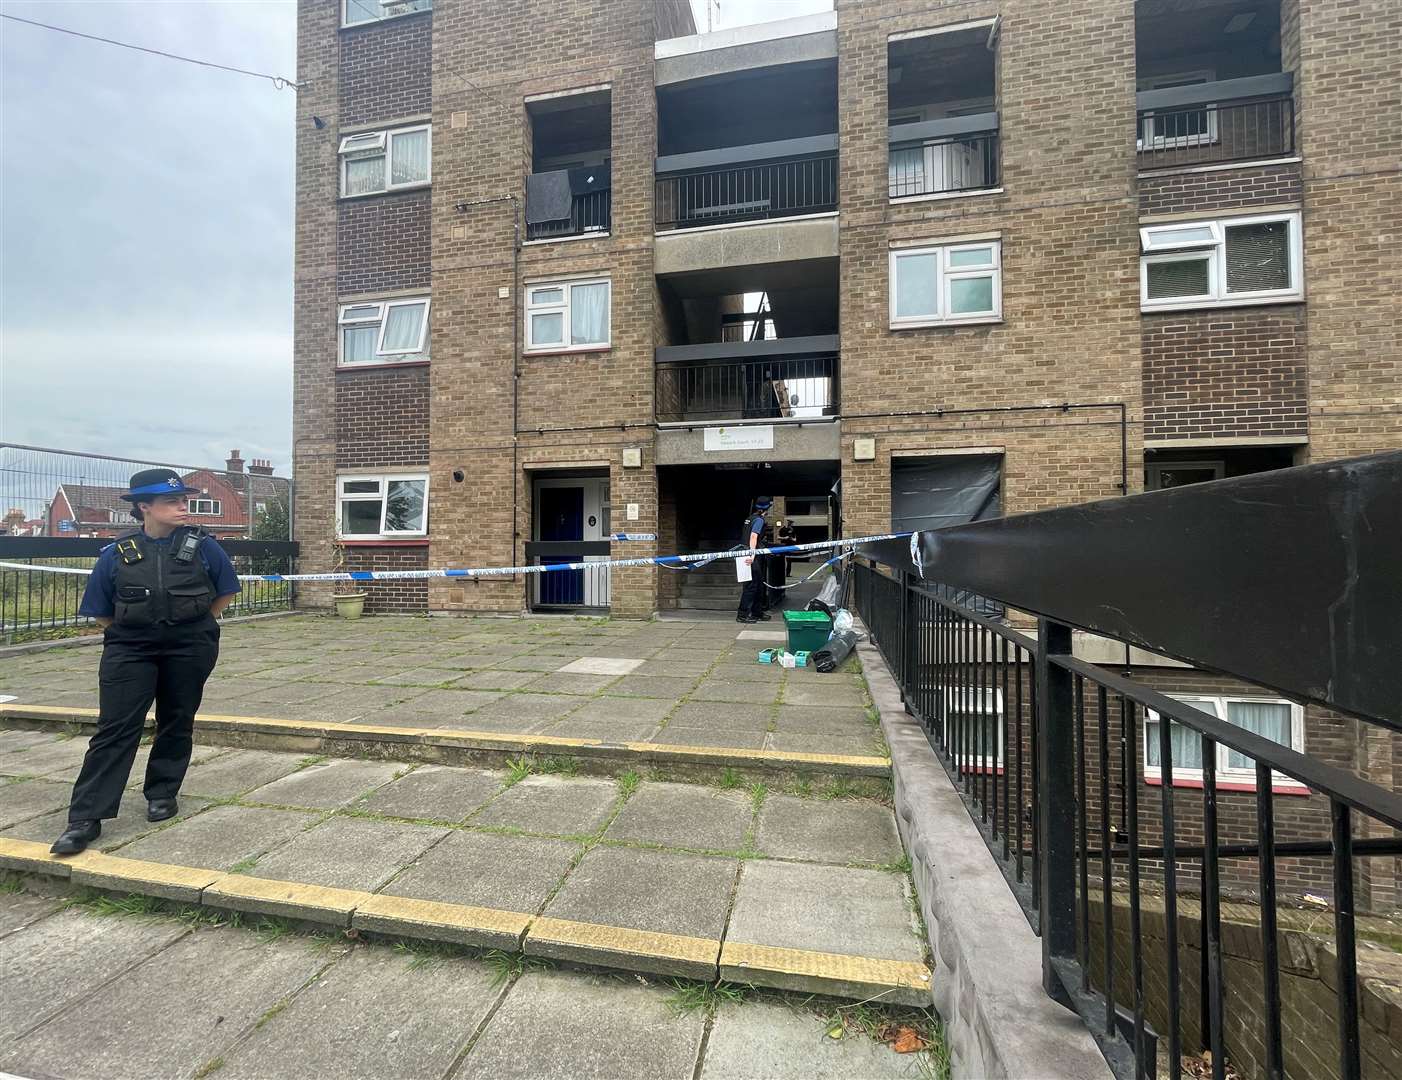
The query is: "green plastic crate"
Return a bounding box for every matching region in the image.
[783,610,833,654]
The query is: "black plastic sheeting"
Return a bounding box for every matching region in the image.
[890,455,1005,617]
[812,628,860,674]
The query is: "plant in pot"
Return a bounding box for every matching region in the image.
[330,545,367,619]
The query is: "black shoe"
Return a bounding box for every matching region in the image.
[50,820,101,856]
[736,613,758,623]
[147,798,178,822]
[756,611,773,621]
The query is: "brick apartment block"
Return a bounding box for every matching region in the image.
[294,0,1400,901]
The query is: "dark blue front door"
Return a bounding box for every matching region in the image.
[539,486,585,606]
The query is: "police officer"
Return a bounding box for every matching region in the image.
[735,495,774,624]
[50,469,241,855]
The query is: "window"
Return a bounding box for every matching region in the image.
[187,499,221,516]
[342,0,432,29]
[337,474,428,539]
[1144,695,1306,790]
[890,242,1001,327]
[1137,71,1218,149]
[1140,212,1301,311]
[338,298,430,366]
[939,686,1003,770]
[525,278,610,352]
[339,125,430,196]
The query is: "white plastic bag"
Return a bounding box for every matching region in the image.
[833,608,854,635]
[814,574,841,609]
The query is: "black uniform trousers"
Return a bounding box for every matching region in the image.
[737,553,767,617]
[67,615,220,823]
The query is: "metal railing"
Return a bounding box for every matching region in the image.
[851,452,1402,1080]
[524,188,611,241]
[1137,96,1294,170]
[888,130,999,198]
[524,543,611,613]
[0,538,298,644]
[655,152,838,230]
[655,353,839,425]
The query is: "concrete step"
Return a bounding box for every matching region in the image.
[0,730,929,1007]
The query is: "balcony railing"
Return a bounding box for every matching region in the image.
[655,135,838,230]
[655,341,839,424]
[1136,74,1295,170]
[888,113,1000,198]
[524,188,611,242]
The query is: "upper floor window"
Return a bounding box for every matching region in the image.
[338,298,430,367]
[187,499,221,516]
[1140,211,1302,312]
[1144,694,1306,792]
[525,278,610,353]
[339,125,430,197]
[342,0,432,28]
[890,241,1002,328]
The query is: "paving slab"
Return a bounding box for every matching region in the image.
[470,774,619,836]
[666,702,772,731]
[369,666,473,687]
[458,968,705,1080]
[5,792,214,852]
[690,677,783,705]
[754,794,904,865]
[567,696,674,725]
[632,659,709,678]
[766,732,883,758]
[523,672,620,695]
[0,891,63,937]
[0,729,66,751]
[179,750,306,798]
[249,815,448,892]
[605,674,699,699]
[726,860,923,964]
[354,764,504,821]
[701,1000,919,1079]
[735,630,787,642]
[556,657,645,676]
[243,759,403,809]
[773,704,873,735]
[114,804,322,871]
[703,662,785,683]
[468,693,588,729]
[0,906,188,1042]
[0,777,71,828]
[652,727,769,750]
[0,924,330,1079]
[241,680,348,706]
[455,669,544,691]
[215,944,500,1080]
[781,680,869,707]
[539,718,661,742]
[380,829,578,913]
[492,654,568,673]
[534,845,734,972]
[606,782,752,852]
[0,737,91,779]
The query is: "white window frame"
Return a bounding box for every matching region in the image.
[187,499,221,516]
[341,0,432,30]
[1143,695,1307,791]
[889,241,1002,328]
[338,124,431,197]
[1136,70,1220,151]
[524,277,611,353]
[337,298,431,366]
[1140,211,1303,312]
[938,686,1004,770]
[336,473,429,540]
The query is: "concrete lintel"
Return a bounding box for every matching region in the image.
[655,334,839,365]
[655,420,841,466]
[860,640,1114,1080]
[656,13,835,85]
[654,215,838,278]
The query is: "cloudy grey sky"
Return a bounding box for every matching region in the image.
[0,0,828,475]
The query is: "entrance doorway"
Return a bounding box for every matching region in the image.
[529,473,610,611]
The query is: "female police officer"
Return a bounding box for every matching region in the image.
[50,469,241,855]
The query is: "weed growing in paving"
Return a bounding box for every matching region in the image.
[664,979,750,1016]
[822,779,860,800]
[228,857,259,874]
[77,893,166,918]
[481,948,554,987]
[717,767,742,790]
[296,755,328,769]
[536,756,579,777]
[0,873,23,894]
[748,781,767,813]
[616,770,641,798]
[792,778,814,798]
[393,939,473,970]
[878,853,913,875]
[823,1001,950,1080]
[192,1056,225,1078]
[503,757,533,786]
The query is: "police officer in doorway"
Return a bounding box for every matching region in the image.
[51,470,241,855]
[736,495,773,624]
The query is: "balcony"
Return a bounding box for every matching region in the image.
[524,182,610,242]
[655,336,839,425]
[888,114,1000,198]
[1136,73,1295,170]
[655,136,838,231]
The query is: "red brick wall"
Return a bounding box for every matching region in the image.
[335,365,430,470]
[1143,308,1308,441]
[336,190,432,295]
[1138,163,1303,216]
[339,12,432,127]
[342,544,429,614]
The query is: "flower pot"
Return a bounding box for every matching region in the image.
[333,592,367,619]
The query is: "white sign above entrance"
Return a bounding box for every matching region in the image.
[704,425,775,452]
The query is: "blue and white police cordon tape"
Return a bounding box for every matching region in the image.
[0,532,911,585]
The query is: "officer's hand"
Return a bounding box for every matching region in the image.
[745,556,753,565]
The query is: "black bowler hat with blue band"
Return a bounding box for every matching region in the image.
[120,469,203,503]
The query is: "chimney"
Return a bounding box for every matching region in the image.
[249,458,275,476]
[226,450,245,474]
